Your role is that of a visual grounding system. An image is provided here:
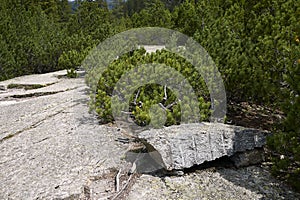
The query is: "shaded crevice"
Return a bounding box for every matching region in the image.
[182,156,236,174]
[9,91,64,98]
[2,86,82,100]
[7,82,56,90]
[32,136,51,144]
[125,140,168,175]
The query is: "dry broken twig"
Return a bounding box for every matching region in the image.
[115,169,122,192]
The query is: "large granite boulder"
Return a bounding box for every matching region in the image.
[137,123,268,171]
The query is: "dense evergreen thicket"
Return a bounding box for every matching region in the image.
[94,48,210,126]
[0,0,299,191]
[0,0,114,81]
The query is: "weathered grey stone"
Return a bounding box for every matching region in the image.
[0,70,131,199]
[127,166,300,200]
[138,123,268,170]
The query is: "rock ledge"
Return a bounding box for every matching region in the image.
[138,123,268,170]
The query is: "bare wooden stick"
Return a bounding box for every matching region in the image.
[133,89,140,105]
[164,85,167,100]
[159,102,167,111]
[166,101,177,109]
[111,172,135,200]
[159,101,177,111]
[120,111,132,115]
[115,168,122,192]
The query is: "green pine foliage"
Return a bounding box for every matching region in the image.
[267,16,300,191]
[131,0,173,28]
[94,47,211,126]
[67,1,114,43]
[172,0,201,36]
[66,68,78,78]
[193,0,298,105]
[0,0,113,81]
[0,0,64,80]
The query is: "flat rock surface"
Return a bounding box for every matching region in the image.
[0,71,131,199]
[128,166,300,200]
[0,70,299,199]
[0,70,66,86]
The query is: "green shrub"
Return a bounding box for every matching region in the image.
[267,22,300,191]
[58,50,86,70]
[93,47,211,126]
[66,68,78,78]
